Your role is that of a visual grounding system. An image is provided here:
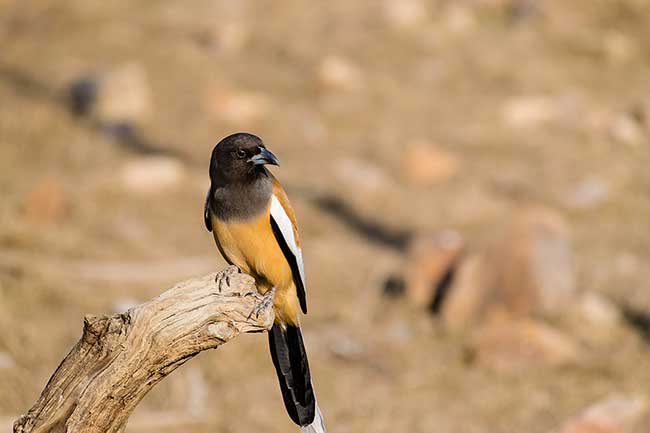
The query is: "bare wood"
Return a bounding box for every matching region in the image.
[13,266,274,433]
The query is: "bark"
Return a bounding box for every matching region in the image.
[13,266,274,433]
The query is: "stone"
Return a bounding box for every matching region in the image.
[382,274,406,298]
[317,56,363,92]
[195,22,248,53]
[551,394,647,433]
[610,112,645,147]
[615,253,640,277]
[96,63,151,123]
[441,254,493,332]
[329,334,365,361]
[476,0,513,8]
[568,292,623,345]
[400,141,460,186]
[575,292,621,329]
[403,230,464,308]
[206,86,270,124]
[0,352,15,369]
[564,176,610,210]
[334,158,389,191]
[443,4,477,35]
[120,156,186,194]
[383,0,428,29]
[501,96,557,128]
[485,206,577,319]
[23,177,70,224]
[603,31,637,63]
[468,312,582,371]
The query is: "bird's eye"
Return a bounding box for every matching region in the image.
[236,149,247,159]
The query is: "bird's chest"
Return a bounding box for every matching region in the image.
[210,211,292,291]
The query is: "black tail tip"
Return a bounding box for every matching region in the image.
[268,324,316,426]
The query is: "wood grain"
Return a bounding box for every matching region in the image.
[13,266,274,433]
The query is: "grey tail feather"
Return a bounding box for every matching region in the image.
[268,323,317,427]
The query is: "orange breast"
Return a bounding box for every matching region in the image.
[210,208,300,325]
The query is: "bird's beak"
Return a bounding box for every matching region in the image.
[248,147,280,166]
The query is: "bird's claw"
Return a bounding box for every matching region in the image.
[248,287,275,320]
[215,272,232,293]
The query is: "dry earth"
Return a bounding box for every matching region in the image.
[1,1,650,432]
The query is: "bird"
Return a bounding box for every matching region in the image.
[204,132,327,433]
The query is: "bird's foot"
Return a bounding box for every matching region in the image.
[248,286,275,319]
[215,272,232,292]
[215,266,243,292]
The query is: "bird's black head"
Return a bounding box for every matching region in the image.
[209,132,280,184]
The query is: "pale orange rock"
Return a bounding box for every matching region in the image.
[383,0,428,29]
[23,177,70,224]
[404,230,464,308]
[317,56,363,92]
[467,311,582,371]
[501,96,557,128]
[206,86,270,124]
[120,156,186,194]
[485,206,577,319]
[551,394,647,433]
[96,63,151,123]
[441,253,493,332]
[401,141,460,186]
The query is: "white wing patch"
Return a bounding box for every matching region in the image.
[270,195,306,290]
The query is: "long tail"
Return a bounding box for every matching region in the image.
[268,323,327,433]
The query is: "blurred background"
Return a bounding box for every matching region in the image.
[1,0,650,432]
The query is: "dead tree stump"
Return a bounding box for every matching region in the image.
[13,266,274,433]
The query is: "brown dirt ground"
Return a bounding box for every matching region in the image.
[1,1,650,432]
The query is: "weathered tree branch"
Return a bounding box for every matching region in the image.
[13,266,274,433]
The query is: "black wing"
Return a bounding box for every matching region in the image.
[270,216,307,314]
[204,188,212,232]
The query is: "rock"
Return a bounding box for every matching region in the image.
[120,156,186,194]
[568,292,623,345]
[382,274,406,298]
[610,112,645,147]
[575,292,621,329]
[501,96,557,128]
[334,158,389,191]
[0,352,15,369]
[400,141,460,186]
[206,86,270,124]
[317,56,363,92]
[603,31,637,63]
[508,0,541,20]
[476,0,513,8]
[195,22,248,52]
[385,320,412,344]
[437,206,576,330]
[383,0,428,29]
[96,63,151,123]
[441,254,493,332]
[486,206,577,319]
[551,394,647,433]
[403,230,464,308]
[23,177,70,224]
[329,335,365,362]
[442,4,476,35]
[615,253,640,277]
[467,312,582,371]
[564,176,610,210]
[67,75,99,116]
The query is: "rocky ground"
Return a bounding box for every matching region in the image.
[1,1,650,432]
